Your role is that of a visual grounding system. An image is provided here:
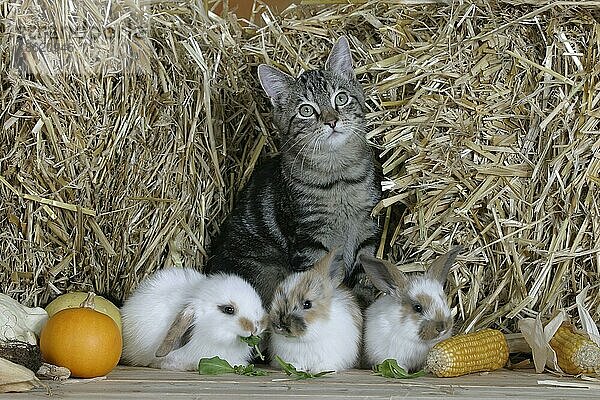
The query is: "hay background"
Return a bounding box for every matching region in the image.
[1,0,599,334]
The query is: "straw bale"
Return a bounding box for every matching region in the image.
[1,0,598,334]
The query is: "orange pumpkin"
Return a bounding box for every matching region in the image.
[45,291,122,333]
[40,294,122,378]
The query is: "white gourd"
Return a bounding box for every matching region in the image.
[0,293,48,345]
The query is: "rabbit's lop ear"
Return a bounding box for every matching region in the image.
[426,246,462,286]
[155,305,195,357]
[314,247,346,287]
[359,255,407,297]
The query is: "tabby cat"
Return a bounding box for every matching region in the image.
[205,37,382,308]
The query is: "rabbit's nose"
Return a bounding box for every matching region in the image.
[271,322,285,334]
[273,318,290,335]
[435,321,446,333]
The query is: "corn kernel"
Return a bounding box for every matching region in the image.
[426,328,509,377]
[550,323,600,375]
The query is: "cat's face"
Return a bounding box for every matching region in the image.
[258,38,366,157]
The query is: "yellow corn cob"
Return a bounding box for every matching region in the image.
[549,323,600,375]
[426,328,509,377]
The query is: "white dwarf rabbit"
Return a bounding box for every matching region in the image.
[269,249,362,372]
[120,268,267,371]
[361,246,461,372]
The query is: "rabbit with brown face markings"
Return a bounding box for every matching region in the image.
[268,249,362,372]
[120,268,267,371]
[361,247,461,372]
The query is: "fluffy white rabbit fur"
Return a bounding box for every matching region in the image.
[121,268,267,371]
[362,247,461,372]
[364,276,452,371]
[269,249,362,372]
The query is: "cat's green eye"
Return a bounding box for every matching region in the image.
[334,92,349,107]
[298,104,315,118]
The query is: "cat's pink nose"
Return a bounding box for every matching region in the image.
[325,119,337,129]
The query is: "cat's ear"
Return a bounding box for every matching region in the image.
[257,64,294,100]
[325,36,355,79]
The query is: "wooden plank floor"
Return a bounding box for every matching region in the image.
[10,366,600,399]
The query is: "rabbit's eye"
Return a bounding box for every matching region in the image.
[412,303,423,314]
[219,305,236,315]
[302,300,312,310]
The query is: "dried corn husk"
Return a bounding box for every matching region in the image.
[575,288,600,346]
[520,305,600,376]
[0,357,41,393]
[518,312,564,373]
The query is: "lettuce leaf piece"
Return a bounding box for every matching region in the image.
[373,359,426,379]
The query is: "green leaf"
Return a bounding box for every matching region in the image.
[274,355,334,380]
[198,356,235,375]
[240,335,265,361]
[233,364,270,376]
[372,359,427,379]
[198,356,269,376]
[239,335,261,348]
[309,370,334,378]
[274,355,298,375]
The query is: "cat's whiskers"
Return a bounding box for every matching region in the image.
[291,134,316,177]
[207,37,382,314]
[306,135,325,179]
[300,132,326,178]
[344,125,369,145]
[281,132,307,153]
